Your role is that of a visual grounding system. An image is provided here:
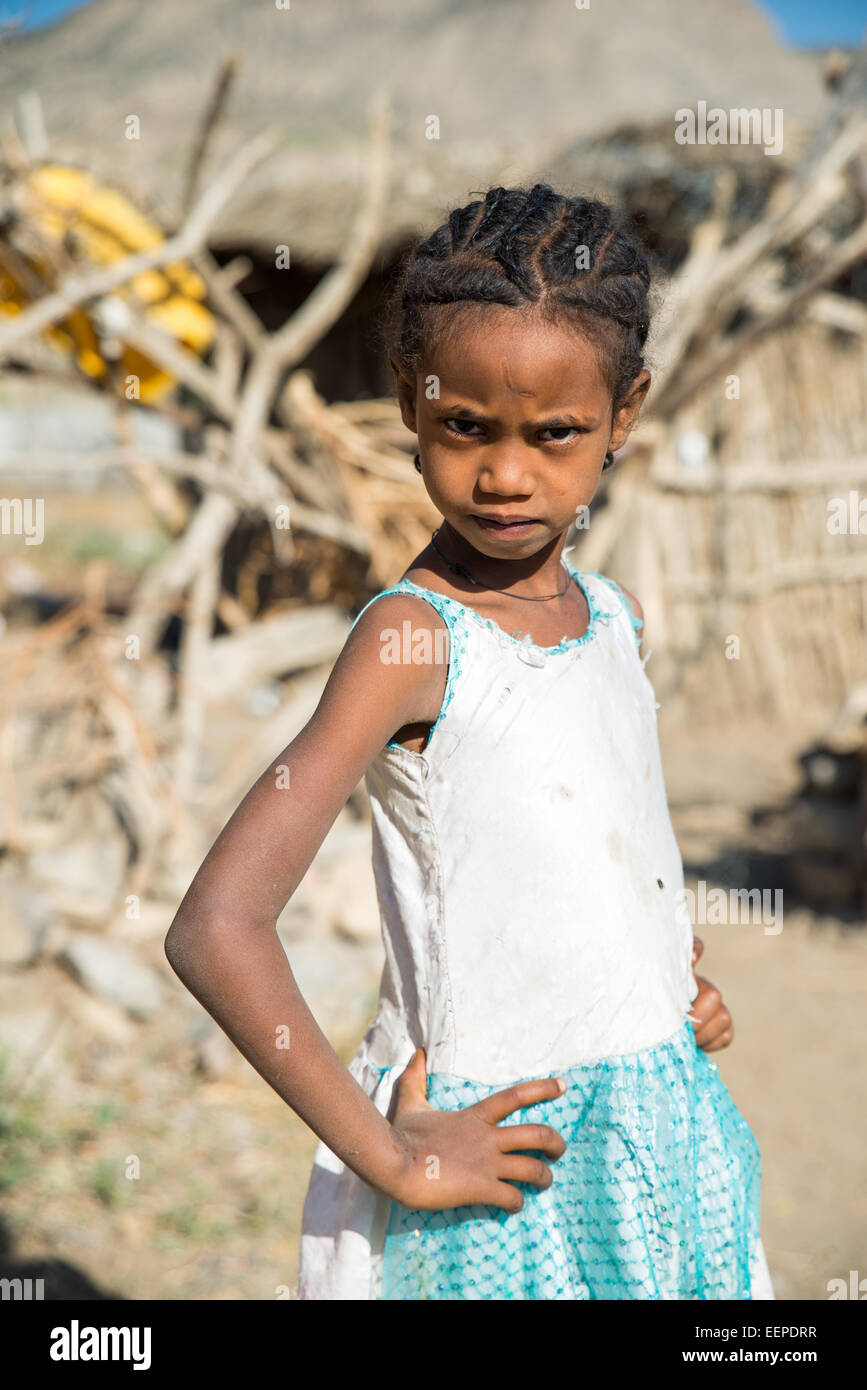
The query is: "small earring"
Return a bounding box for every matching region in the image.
[413,452,422,474]
[603,450,614,470]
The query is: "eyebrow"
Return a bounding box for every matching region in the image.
[437,404,596,428]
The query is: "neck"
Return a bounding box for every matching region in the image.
[434,521,569,597]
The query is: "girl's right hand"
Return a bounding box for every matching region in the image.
[387,1047,568,1213]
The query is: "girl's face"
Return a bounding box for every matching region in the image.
[392,304,649,560]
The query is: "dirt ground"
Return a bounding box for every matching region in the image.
[663,722,867,1302]
[0,719,864,1302]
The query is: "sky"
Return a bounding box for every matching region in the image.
[1,0,865,46]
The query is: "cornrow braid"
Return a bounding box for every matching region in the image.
[464,185,509,248]
[381,183,653,451]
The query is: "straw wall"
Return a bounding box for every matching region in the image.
[598,321,867,734]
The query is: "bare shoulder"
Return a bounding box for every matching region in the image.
[348,587,452,648]
[607,577,644,627]
[316,588,450,740]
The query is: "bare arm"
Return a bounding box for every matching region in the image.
[166,592,568,1211]
[164,594,450,1198]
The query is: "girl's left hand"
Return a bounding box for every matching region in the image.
[689,937,734,1052]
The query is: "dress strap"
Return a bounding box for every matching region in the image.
[348,579,467,749]
[350,578,459,637]
[581,570,644,650]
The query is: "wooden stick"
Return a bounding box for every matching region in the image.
[655,214,867,417]
[0,127,282,358]
[649,454,867,491]
[190,248,264,351]
[231,93,391,471]
[173,550,222,799]
[668,555,867,600]
[126,490,239,655]
[281,370,421,482]
[177,53,240,222]
[10,440,370,555]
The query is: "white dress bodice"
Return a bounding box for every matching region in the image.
[357,560,698,1085]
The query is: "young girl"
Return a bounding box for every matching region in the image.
[165,184,773,1301]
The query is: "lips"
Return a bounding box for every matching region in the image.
[472,515,539,531]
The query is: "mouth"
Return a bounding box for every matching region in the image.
[471,514,540,535]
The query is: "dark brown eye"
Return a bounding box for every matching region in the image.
[540,427,578,442]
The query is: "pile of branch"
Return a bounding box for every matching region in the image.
[577,94,867,585]
[649,107,867,420]
[0,564,369,918]
[0,87,440,650]
[0,83,442,918]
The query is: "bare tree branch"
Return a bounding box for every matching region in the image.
[0,127,282,359]
[230,92,392,473]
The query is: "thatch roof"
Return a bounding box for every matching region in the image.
[1,0,828,263]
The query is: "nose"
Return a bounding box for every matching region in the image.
[477,446,535,496]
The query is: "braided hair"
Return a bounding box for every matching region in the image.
[380,184,653,470]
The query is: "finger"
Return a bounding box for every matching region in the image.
[498,1153,555,1190]
[695,1009,733,1049]
[472,1076,566,1126]
[487,1180,527,1215]
[702,1026,734,1053]
[689,978,720,1029]
[495,1122,567,1160]
[692,936,704,965]
[391,1047,431,1118]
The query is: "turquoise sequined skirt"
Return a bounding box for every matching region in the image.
[380,1022,761,1300]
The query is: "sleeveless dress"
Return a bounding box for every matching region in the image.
[297,557,774,1301]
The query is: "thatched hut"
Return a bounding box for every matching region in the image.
[1,0,828,390]
[1,0,865,750]
[596,319,867,733]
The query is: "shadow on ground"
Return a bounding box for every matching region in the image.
[0,1218,122,1300]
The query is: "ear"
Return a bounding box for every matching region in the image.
[389,351,418,432]
[608,369,651,454]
